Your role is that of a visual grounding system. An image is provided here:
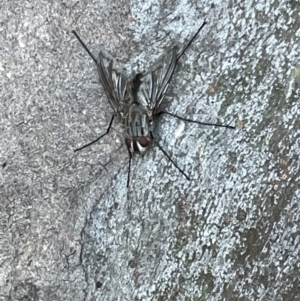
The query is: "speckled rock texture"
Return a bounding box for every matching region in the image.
[0,0,299,300]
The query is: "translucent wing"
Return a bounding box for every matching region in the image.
[136,47,178,115]
[97,52,128,119]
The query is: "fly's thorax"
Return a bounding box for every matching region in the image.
[124,103,153,153]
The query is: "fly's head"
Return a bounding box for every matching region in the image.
[125,103,153,153]
[125,135,151,153]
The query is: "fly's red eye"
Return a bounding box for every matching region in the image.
[138,137,150,148]
[125,137,132,148]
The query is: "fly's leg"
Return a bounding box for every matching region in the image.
[72,30,98,65]
[155,111,235,129]
[74,115,115,152]
[126,147,133,187]
[150,132,190,180]
[164,21,207,90]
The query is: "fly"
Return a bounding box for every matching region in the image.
[72,21,234,187]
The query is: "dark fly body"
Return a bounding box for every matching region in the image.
[73,21,234,187]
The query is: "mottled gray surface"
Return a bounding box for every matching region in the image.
[0,0,299,300]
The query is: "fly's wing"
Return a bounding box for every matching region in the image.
[136,47,178,115]
[97,52,128,119]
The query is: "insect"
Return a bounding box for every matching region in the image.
[73,21,234,187]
